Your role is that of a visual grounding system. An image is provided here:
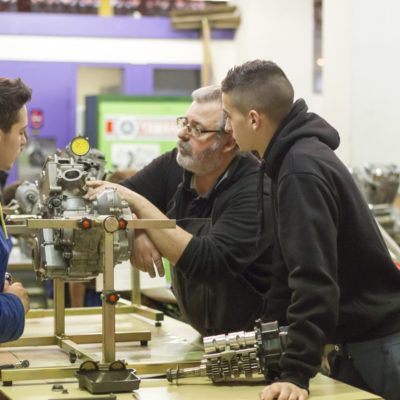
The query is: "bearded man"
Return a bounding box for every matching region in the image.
[85,85,274,336]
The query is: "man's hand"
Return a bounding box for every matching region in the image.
[3,280,30,314]
[84,180,133,203]
[259,382,308,400]
[131,230,165,278]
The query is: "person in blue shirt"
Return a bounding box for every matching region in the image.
[0,77,31,343]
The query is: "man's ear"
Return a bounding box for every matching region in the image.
[249,110,261,130]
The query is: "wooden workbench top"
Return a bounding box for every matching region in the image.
[0,310,382,399]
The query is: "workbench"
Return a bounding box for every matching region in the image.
[0,310,382,399]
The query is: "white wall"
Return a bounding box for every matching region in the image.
[0,35,233,66]
[322,0,352,163]
[231,0,315,108]
[323,0,400,166]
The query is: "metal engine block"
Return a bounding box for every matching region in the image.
[15,138,134,281]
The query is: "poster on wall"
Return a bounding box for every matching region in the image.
[87,95,192,171]
[104,114,177,141]
[111,142,161,170]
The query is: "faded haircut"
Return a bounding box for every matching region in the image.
[221,60,294,125]
[191,85,226,133]
[0,77,32,134]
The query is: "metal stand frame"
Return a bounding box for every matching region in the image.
[1,216,194,384]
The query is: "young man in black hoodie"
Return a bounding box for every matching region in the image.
[221,60,400,400]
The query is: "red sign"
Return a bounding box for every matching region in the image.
[106,120,114,134]
[30,109,43,129]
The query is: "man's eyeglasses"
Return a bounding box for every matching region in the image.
[176,116,225,138]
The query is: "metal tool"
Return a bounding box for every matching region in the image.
[0,360,29,370]
[4,272,13,285]
[75,360,140,394]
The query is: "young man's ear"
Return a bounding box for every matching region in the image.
[249,110,261,130]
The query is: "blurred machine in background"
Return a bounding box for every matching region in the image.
[351,163,400,246]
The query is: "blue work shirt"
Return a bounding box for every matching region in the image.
[0,215,25,343]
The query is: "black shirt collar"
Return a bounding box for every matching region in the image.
[182,157,237,200]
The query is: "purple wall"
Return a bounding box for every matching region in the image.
[0,13,235,40]
[0,61,78,183]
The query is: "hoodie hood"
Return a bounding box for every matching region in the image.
[263,99,340,178]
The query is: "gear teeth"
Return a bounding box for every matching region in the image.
[249,352,260,374]
[230,355,240,377]
[220,358,231,378]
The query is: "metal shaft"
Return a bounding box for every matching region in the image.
[166,365,206,382]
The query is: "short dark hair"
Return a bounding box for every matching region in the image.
[221,60,294,124]
[0,77,32,134]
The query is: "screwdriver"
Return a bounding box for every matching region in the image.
[0,360,29,370]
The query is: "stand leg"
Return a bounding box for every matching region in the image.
[54,279,65,336]
[102,232,115,363]
[131,267,141,305]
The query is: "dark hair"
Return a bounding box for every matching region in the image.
[0,77,32,133]
[221,60,294,124]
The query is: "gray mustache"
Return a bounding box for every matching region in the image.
[178,141,192,154]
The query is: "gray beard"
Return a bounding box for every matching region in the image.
[176,139,223,176]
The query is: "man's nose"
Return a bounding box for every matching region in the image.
[21,132,27,147]
[224,118,232,133]
[177,127,190,140]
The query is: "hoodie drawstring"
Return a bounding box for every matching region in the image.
[0,203,8,240]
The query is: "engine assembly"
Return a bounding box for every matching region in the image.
[14,137,134,281]
[166,320,287,384]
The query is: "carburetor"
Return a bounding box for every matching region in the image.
[15,137,133,282]
[166,320,287,384]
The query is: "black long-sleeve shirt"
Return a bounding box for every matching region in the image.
[121,148,274,335]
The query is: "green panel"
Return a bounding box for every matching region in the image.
[95,96,191,170]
